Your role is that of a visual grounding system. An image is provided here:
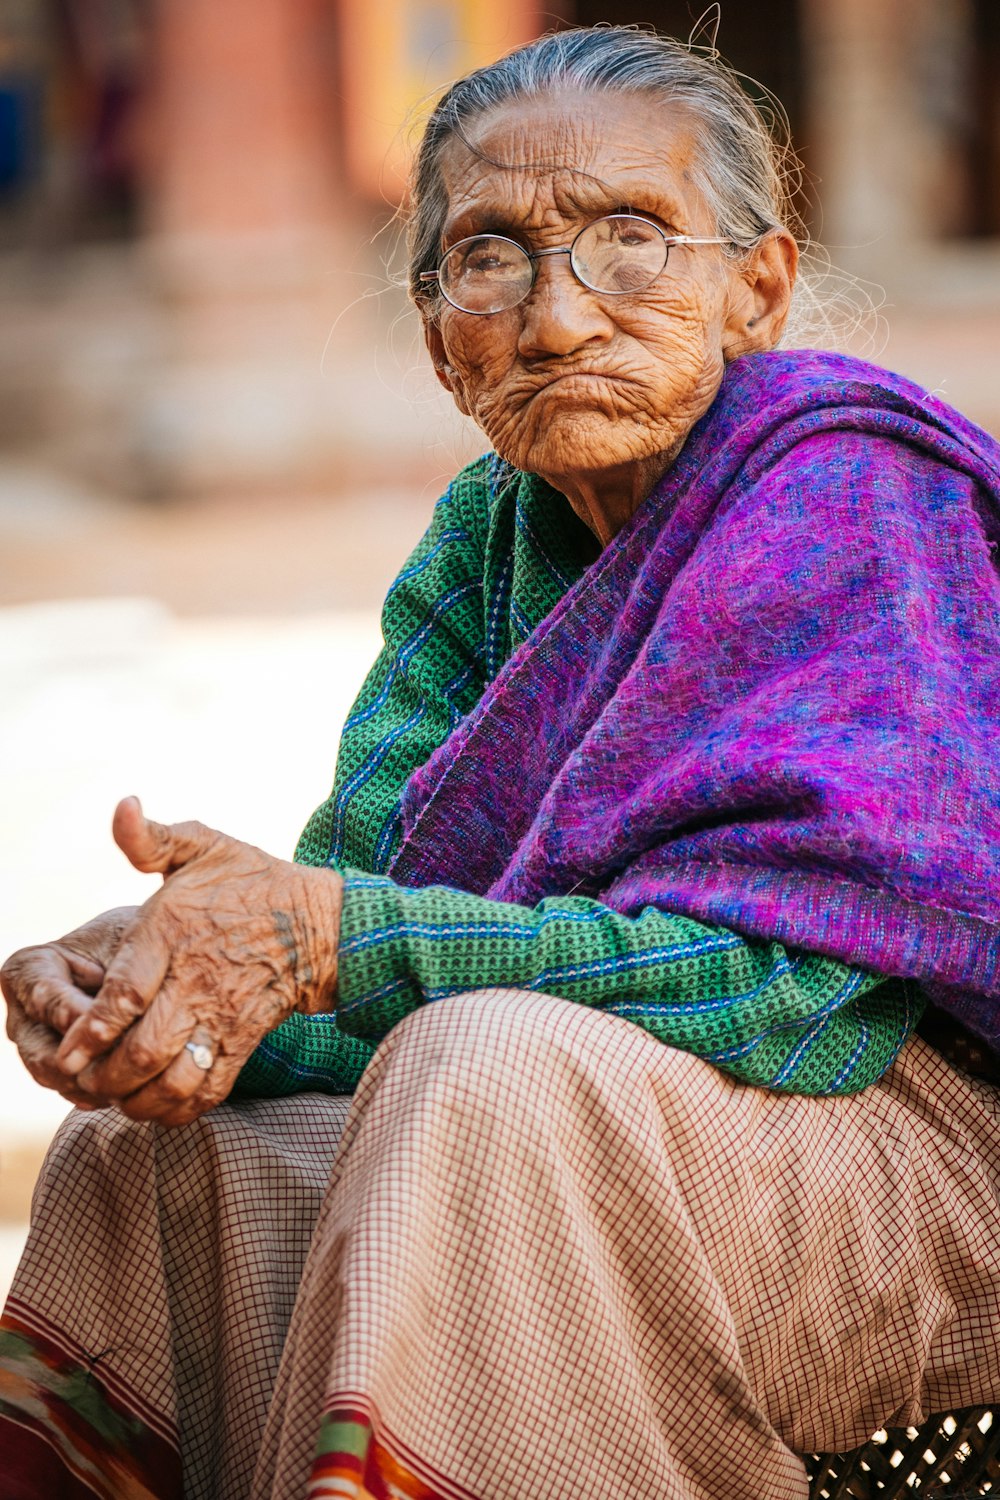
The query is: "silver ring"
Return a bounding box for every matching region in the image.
[184,1040,214,1071]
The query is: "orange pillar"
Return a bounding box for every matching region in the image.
[147,0,339,241]
[134,0,354,497]
[132,0,548,497]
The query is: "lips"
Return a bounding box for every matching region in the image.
[521,370,627,402]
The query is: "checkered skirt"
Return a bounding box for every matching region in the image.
[3,990,999,1500]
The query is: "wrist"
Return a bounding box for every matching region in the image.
[293,866,343,1014]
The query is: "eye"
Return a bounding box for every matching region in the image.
[453,238,526,279]
[612,217,663,247]
[465,249,506,273]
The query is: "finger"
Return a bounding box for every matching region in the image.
[123,1055,239,1127]
[125,1077,232,1128]
[57,924,173,1074]
[113,797,221,878]
[76,983,197,1097]
[3,947,101,1035]
[11,1014,113,1107]
[117,1029,222,1121]
[27,974,97,1037]
[59,949,106,991]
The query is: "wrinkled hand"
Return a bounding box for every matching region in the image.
[54,797,343,1126]
[2,906,139,1109]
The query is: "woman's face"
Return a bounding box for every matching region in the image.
[424,90,795,497]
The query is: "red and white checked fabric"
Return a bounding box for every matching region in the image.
[4,1093,351,1498]
[6,989,1000,1500]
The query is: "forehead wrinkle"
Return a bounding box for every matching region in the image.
[460,92,691,167]
[462,103,606,170]
[455,90,701,178]
[437,102,706,244]
[440,158,695,244]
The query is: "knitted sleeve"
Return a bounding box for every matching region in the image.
[332,872,920,1096]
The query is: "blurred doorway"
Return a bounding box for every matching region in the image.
[968,0,1000,237]
[564,1,808,217]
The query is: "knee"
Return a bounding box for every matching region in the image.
[32,1102,221,1214]
[40,1103,142,1175]
[370,988,636,1128]
[386,988,574,1073]
[372,989,738,1147]
[22,1106,148,1231]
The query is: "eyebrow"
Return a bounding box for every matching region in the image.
[441,185,690,246]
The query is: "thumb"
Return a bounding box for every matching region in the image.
[112,796,220,877]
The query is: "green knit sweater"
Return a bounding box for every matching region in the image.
[235,455,920,1100]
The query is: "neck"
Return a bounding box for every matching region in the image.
[545,448,678,548]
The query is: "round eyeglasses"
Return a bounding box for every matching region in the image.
[420,214,733,315]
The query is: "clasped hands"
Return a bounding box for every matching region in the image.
[1,797,343,1126]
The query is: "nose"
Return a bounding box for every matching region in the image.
[516,253,614,360]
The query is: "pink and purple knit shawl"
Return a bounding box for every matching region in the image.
[390,351,1000,1048]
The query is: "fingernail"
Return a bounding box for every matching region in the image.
[61,1048,88,1073]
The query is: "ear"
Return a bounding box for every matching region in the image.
[422,313,471,415]
[721,229,799,361]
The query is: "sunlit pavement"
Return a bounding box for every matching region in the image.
[0,596,383,1300]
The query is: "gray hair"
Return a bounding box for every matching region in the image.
[406,26,802,312]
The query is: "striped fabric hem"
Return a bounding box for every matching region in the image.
[309,1399,480,1500]
[0,1298,181,1500]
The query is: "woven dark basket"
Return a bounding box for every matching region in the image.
[807,1408,1000,1497]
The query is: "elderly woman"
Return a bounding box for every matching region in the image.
[2,25,1000,1500]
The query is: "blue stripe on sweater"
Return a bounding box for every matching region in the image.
[331,706,427,855]
[347,579,479,731]
[542,937,776,1003]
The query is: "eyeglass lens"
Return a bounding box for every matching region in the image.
[438,215,670,313]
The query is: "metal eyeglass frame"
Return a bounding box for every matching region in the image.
[419,214,734,314]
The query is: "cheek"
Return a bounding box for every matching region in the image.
[632,280,729,368]
[626,285,732,412]
[440,312,517,389]
[442,318,531,444]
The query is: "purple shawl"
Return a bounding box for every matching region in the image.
[389,351,1000,1047]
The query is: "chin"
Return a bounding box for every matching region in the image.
[504,411,669,481]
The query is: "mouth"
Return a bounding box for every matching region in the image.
[521,371,625,404]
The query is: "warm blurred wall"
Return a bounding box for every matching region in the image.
[1,0,999,503]
[802,0,978,251]
[336,1,539,201]
[0,0,548,499]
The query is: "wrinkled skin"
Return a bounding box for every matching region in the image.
[3,798,342,1126]
[424,89,797,543]
[4,90,796,1122]
[2,905,137,1110]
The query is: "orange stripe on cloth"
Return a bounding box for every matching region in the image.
[310,1401,479,1500]
[0,1301,182,1500]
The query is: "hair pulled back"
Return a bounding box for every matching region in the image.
[406,25,802,311]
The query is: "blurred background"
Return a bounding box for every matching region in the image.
[2,0,1000,1292]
